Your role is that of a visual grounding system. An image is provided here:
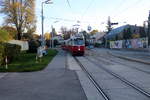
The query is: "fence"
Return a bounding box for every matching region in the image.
[8,40,29,51]
[110,37,148,49]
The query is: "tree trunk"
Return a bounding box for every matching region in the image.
[17,28,21,40]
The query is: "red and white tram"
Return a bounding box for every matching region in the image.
[63,34,85,56]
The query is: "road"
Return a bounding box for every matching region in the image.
[77,48,150,100]
[0,50,86,100]
[0,48,150,100]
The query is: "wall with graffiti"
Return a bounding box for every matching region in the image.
[110,37,148,49]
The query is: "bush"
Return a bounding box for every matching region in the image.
[28,40,40,53]
[0,29,10,42]
[5,43,21,63]
[0,43,4,65]
[46,40,50,47]
[0,42,21,65]
[54,39,59,47]
[94,43,101,47]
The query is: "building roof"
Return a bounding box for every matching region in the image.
[106,24,143,39]
[106,24,129,38]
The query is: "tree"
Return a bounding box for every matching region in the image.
[44,32,51,40]
[90,29,98,35]
[60,26,76,40]
[22,33,33,40]
[61,26,69,40]
[0,0,36,40]
[54,39,58,47]
[81,31,89,46]
[51,28,57,37]
[139,27,146,38]
[0,29,10,42]
[123,28,132,40]
[1,26,17,39]
[33,34,40,40]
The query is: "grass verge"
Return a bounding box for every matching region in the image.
[0,49,58,72]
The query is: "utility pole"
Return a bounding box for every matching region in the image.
[41,2,44,47]
[107,16,112,33]
[105,16,118,48]
[41,0,53,47]
[148,11,150,47]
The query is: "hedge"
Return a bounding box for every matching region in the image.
[0,42,21,65]
[28,40,40,53]
[94,43,101,47]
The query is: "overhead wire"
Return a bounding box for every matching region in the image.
[113,0,143,17]
[81,0,95,19]
[66,0,71,8]
[48,16,101,24]
[110,0,126,17]
[65,0,80,23]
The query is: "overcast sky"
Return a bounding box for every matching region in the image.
[0,0,150,35]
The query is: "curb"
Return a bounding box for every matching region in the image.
[107,51,150,65]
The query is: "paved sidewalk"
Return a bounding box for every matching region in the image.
[0,49,86,100]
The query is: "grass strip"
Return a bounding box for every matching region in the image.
[0,49,58,72]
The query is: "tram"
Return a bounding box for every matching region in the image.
[61,40,67,50]
[63,34,85,56]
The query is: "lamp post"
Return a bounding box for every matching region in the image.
[41,0,53,47]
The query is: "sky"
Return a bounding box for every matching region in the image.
[0,0,150,35]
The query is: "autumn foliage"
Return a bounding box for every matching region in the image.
[0,0,36,40]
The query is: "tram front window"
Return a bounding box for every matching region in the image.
[74,39,84,45]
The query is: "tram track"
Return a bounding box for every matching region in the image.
[89,50,150,75]
[85,56,150,98]
[74,57,110,100]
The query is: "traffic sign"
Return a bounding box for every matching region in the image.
[87,25,92,31]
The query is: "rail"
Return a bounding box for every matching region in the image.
[85,56,150,98]
[74,57,110,100]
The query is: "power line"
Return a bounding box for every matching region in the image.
[47,16,105,24]
[113,0,143,17]
[110,0,126,16]
[66,0,71,8]
[81,0,95,19]
[49,17,76,22]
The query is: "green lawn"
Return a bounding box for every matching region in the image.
[0,49,58,72]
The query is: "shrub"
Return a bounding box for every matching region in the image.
[0,42,21,65]
[46,40,50,47]
[94,43,101,47]
[28,40,40,53]
[0,29,10,42]
[54,39,59,47]
[0,43,4,65]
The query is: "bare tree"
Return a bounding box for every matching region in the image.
[60,26,77,40]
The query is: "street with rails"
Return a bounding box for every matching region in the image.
[1,0,150,100]
[0,48,150,100]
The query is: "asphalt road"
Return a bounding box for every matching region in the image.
[82,48,150,100]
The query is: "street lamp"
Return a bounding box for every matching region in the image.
[41,0,53,47]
